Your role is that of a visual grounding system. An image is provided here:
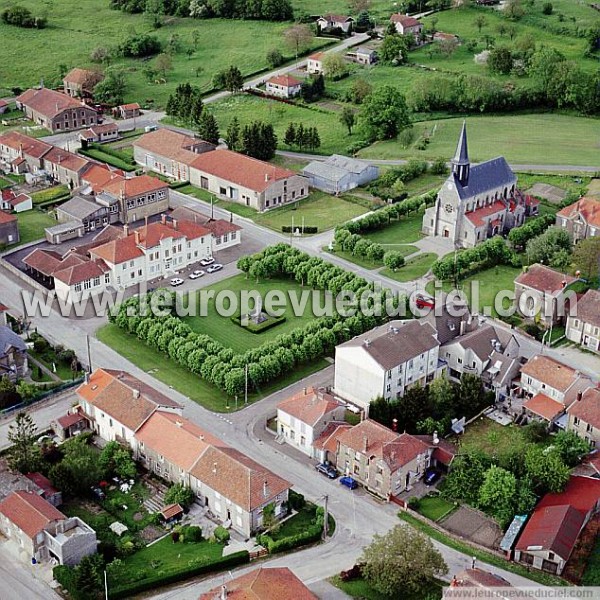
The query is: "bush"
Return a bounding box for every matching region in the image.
[408,497,421,510]
[181,525,203,542]
[2,5,47,28]
[260,524,322,554]
[288,490,306,511]
[33,337,50,354]
[119,33,162,58]
[214,526,230,543]
[542,2,553,15]
[266,48,285,68]
[164,483,195,509]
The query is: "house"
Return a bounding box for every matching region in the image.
[63,68,104,98]
[0,491,97,566]
[52,259,113,303]
[133,128,215,182]
[312,422,353,467]
[514,476,600,575]
[566,289,600,353]
[16,88,98,133]
[354,47,377,65]
[434,32,459,43]
[44,222,86,245]
[556,196,600,243]
[25,472,62,507]
[1,189,32,213]
[317,14,354,33]
[265,75,302,99]
[169,206,242,251]
[520,355,593,426]
[0,100,9,114]
[189,148,309,212]
[276,387,346,457]
[0,325,27,380]
[0,210,19,246]
[199,567,317,600]
[79,163,125,194]
[42,146,91,188]
[80,123,119,144]
[422,123,533,248]
[514,264,577,326]
[334,319,442,411]
[302,155,379,194]
[391,14,423,40]
[567,387,600,448]
[335,420,444,499]
[76,368,183,445]
[52,410,88,441]
[55,196,113,232]
[307,52,325,74]
[115,103,141,119]
[0,131,52,174]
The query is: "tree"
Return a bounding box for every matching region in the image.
[197,111,220,144]
[474,15,487,34]
[442,452,489,504]
[383,250,405,272]
[94,70,126,105]
[478,465,517,527]
[164,483,195,508]
[241,121,277,160]
[349,78,372,104]
[154,53,173,79]
[322,53,348,79]
[505,0,525,20]
[457,373,486,417]
[553,430,590,467]
[226,116,241,151]
[360,525,447,597]
[428,376,455,419]
[359,85,411,141]
[525,227,571,266]
[284,122,296,147]
[488,47,513,75]
[8,412,40,473]
[379,34,409,65]
[73,553,105,599]
[223,65,243,93]
[525,446,570,494]
[266,48,284,68]
[145,0,164,27]
[542,2,553,15]
[572,238,600,279]
[90,46,111,64]
[284,24,312,60]
[50,436,105,496]
[99,441,137,480]
[340,106,355,135]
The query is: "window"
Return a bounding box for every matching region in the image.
[587,423,593,433]
[83,280,91,290]
[93,277,100,287]
[231,232,236,240]
[104,273,110,284]
[74,283,82,292]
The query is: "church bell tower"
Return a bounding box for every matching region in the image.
[451,121,470,185]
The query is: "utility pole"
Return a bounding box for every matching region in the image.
[290,216,294,246]
[322,494,329,540]
[86,334,92,373]
[104,570,109,600]
[244,364,248,405]
[211,195,214,220]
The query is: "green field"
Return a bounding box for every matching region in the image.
[97,323,328,411]
[458,418,532,462]
[364,209,426,245]
[254,191,368,232]
[14,210,56,246]
[382,252,437,282]
[416,495,456,522]
[359,114,600,166]
[332,575,443,600]
[0,0,330,108]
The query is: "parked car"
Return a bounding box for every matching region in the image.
[200,257,215,266]
[424,467,441,485]
[170,278,184,287]
[415,294,435,310]
[339,476,358,490]
[206,263,223,274]
[315,463,337,479]
[189,270,205,280]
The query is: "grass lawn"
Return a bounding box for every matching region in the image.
[425,264,523,317]
[358,114,600,166]
[364,209,426,245]
[415,495,456,523]
[175,184,259,218]
[13,210,56,246]
[30,185,70,205]
[254,191,367,233]
[28,349,78,381]
[325,243,420,271]
[97,323,328,411]
[331,575,443,600]
[382,253,437,282]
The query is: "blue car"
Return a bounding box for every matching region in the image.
[339,476,358,490]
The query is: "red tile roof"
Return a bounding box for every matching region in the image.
[53,259,110,286]
[25,472,59,497]
[313,422,353,453]
[0,131,52,159]
[190,149,297,194]
[515,504,584,560]
[449,568,511,588]
[134,128,211,164]
[391,14,422,27]
[320,13,353,22]
[63,68,103,87]
[520,355,581,393]
[119,103,140,111]
[267,74,302,88]
[160,503,183,520]
[567,387,600,430]
[558,197,600,230]
[277,387,344,427]
[81,163,125,193]
[199,567,317,600]
[465,200,507,227]
[100,173,167,198]
[168,207,242,237]
[523,393,565,421]
[84,123,118,137]
[57,411,86,429]
[10,193,31,207]
[382,433,431,471]
[0,210,17,225]
[308,52,325,60]
[515,264,576,294]
[538,476,600,517]
[0,490,64,539]
[44,146,90,173]
[574,289,600,328]
[23,248,63,276]
[16,88,88,119]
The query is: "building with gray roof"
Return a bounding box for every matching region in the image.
[55,196,115,234]
[302,154,379,194]
[0,325,28,381]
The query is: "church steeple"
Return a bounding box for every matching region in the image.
[451,121,470,185]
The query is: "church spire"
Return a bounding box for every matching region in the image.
[451,121,470,185]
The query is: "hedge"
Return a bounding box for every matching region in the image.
[108,550,249,599]
[258,523,322,554]
[169,180,190,190]
[281,225,318,234]
[78,148,136,172]
[30,185,70,205]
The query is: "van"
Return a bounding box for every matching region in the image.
[144,125,158,133]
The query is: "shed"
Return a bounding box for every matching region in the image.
[160,503,184,523]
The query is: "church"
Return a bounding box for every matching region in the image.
[422,123,537,248]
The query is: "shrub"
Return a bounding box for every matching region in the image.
[408,497,421,510]
[214,526,230,543]
[289,490,306,511]
[266,48,285,68]
[261,524,322,554]
[33,337,50,354]
[281,225,318,234]
[181,525,203,542]
[2,5,47,28]
[542,2,553,15]
[164,483,195,509]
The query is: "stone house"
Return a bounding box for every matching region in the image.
[0,131,52,175]
[0,491,97,566]
[63,68,104,98]
[276,387,346,457]
[307,52,324,74]
[556,196,600,243]
[80,123,119,144]
[115,103,141,119]
[354,47,377,65]
[265,75,302,99]
[0,325,27,380]
[317,14,354,33]
[390,14,423,40]
[566,289,600,353]
[0,210,19,246]
[1,189,32,213]
[16,88,98,133]
[567,387,600,448]
[42,147,92,188]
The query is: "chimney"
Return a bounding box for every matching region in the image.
[577,391,583,401]
[161,213,167,225]
[364,339,371,347]
[303,387,307,395]
[392,418,398,432]
[433,431,439,445]
[212,462,217,474]
[263,479,269,498]
[84,371,90,384]
[134,230,140,245]
[220,585,227,600]
[123,224,129,236]
[265,173,269,182]
[132,389,140,399]
[172,219,178,230]
[363,435,368,453]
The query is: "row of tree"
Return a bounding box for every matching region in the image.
[166,83,205,125]
[507,213,556,250]
[283,122,321,151]
[334,229,386,264]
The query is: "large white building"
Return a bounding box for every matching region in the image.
[334,319,443,411]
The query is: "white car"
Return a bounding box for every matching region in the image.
[206,264,223,274]
[200,257,215,266]
[189,270,205,280]
[170,278,184,286]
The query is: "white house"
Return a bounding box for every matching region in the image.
[1,189,32,213]
[307,52,324,74]
[390,14,423,40]
[265,75,302,99]
[276,387,346,457]
[317,14,354,33]
[334,319,442,411]
[565,289,600,353]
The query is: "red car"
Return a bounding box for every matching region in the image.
[415,294,435,310]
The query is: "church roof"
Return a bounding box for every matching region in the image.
[452,156,516,201]
[453,121,469,166]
